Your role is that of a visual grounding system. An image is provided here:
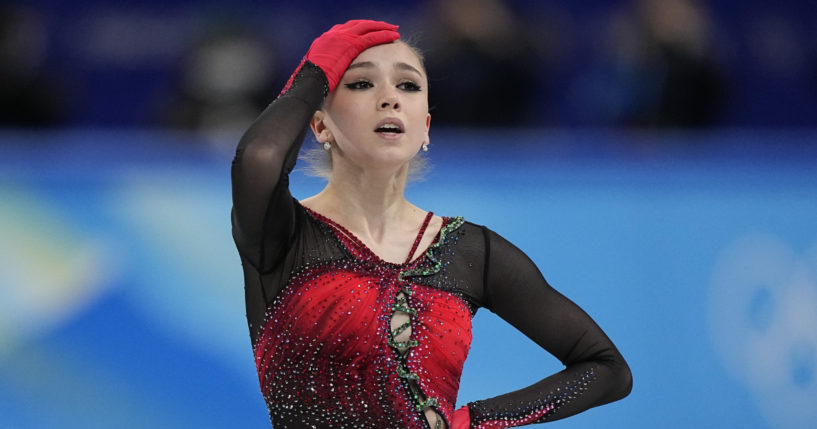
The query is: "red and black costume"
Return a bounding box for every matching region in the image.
[231,21,630,429]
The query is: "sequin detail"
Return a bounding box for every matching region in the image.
[389,278,436,425]
[253,211,472,428]
[469,368,598,428]
[391,216,466,427]
[400,216,466,282]
[279,60,329,98]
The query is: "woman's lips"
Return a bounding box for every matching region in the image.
[374,118,405,137]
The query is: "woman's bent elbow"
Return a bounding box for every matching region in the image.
[612,360,633,400]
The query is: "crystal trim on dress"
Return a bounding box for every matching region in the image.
[390,216,466,429]
[469,368,598,428]
[399,216,466,281]
[295,206,467,428]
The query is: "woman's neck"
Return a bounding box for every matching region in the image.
[304,162,420,242]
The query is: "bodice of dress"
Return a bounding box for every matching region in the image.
[254,208,470,427]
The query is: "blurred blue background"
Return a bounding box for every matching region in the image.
[1,0,817,428]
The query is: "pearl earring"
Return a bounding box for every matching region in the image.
[323,141,331,151]
[421,143,429,152]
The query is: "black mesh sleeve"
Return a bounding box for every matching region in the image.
[231,61,327,272]
[230,61,328,341]
[466,227,632,427]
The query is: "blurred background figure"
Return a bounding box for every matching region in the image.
[0,3,69,128]
[414,0,541,127]
[158,24,282,144]
[738,4,816,127]
[571,0,726,128]
[4,0,814,130]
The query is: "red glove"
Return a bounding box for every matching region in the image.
[451,406,471,429]
[281,19,400,94]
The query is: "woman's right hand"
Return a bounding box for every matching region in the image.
[283,19,400,94]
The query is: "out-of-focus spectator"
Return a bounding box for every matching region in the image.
[0,4,69,128]
[157,24,282,142]
[741,9,814,127]
[414,0,541,127]
[572,0,726,128]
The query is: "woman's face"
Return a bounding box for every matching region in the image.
[312,41,431,175]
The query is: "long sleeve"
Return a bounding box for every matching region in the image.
[230,61,328,341]
[465,227,632,427]
[231,61,327,272]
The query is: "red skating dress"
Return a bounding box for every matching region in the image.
[231,62,631,428]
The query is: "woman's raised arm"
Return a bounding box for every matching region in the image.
[231,20,400,272]
[230,61,327,272]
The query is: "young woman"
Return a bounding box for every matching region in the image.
[231,19,631,429]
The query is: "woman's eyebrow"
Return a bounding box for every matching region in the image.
[347,61,375,70]
[347,61,422,77]
[395,62,423,77]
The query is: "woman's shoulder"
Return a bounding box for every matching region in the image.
[447,220,523,254]
[436,217,515,239]
[449,218,493,235]
[437,217,491,248]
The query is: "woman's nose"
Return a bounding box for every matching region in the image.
[378,93,400,110]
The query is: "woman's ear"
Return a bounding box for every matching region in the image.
[423,113,431,145]
[310,110,332,143]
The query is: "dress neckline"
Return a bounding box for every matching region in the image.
[300,203,444,267]
[405,211,434,264]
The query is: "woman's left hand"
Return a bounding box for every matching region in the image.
[451,406,470,429]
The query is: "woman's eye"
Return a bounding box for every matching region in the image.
[398,81,422,92]
[344,80,373,90]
